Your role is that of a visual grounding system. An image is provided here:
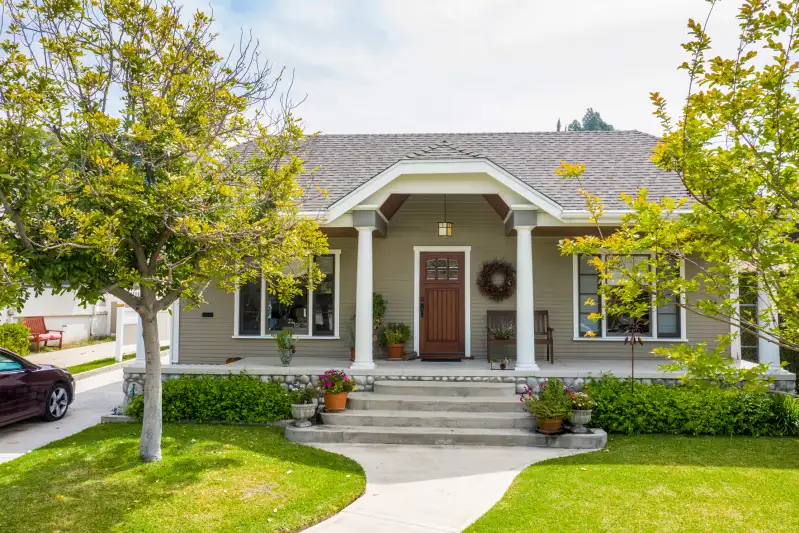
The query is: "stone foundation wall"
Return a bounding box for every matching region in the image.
[122,369,797,402]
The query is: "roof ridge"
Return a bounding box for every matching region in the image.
[405,139,483,159]
[309,130,651,137]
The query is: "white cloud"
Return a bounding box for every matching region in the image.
[184,0,744,135]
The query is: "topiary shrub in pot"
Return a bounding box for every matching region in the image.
[570,391,595,433]
[520,377,572,434]
[274,330,296,366]
[289,386,318,427]
[319,369,356,412]
[383,322,410,360]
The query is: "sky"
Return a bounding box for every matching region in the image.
[182,0,744,136]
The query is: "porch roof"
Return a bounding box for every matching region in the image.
[237,131,687,213]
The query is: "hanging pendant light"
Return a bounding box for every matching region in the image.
[438,194,452,237]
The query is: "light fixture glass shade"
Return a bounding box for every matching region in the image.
[438,221,452,237]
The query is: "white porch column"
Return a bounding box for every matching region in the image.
[515,226,539,370]
[757,279,781,367]
[352,226,376,370]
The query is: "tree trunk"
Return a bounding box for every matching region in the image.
[139,308,163,463]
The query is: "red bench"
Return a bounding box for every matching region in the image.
[22,316,64,352]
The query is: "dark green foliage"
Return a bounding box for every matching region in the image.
[126,373,293,423]
[0,323,30,355]
[588,376,799,436]
[289,386,318,405]
[566,108,615,131]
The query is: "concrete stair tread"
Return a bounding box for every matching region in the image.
[300,425,536,436]
[376,381,514,389]
[348,392,518,403]
[324,409,529,419]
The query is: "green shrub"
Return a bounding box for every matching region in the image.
[126,373,293,423]
[0,323,31,355]
[587,376,799,436]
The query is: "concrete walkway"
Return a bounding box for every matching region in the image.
[26,341,117,368]
[304,444,585,532]
[0,367,124,464]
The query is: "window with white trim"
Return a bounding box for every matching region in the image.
[738,274,759,362]
[574,253,684,339]
[235,251,340,338]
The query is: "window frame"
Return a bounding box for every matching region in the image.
[571,253,688,341]
[233,249,341,340]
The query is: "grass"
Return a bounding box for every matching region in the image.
[0,424,365,533]
[66,352,136,374]
[466,435,799,533]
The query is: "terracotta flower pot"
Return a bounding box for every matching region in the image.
[386,344,404,360]
[537,418,564,434]
[324,392,348,412]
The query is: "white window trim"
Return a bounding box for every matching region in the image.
[233,250,341,340]
[571,253,688,342]
[413,245,471,358]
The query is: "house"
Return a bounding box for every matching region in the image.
[167,130,787,375]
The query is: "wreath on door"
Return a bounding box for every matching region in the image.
[477,259,516,302]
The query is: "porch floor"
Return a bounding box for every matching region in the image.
[219,356,795,381]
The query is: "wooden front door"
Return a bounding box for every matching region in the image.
[419,252,465,359]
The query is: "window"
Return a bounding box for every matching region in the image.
[574,253,685,340]
[425,257,459,281]
[0,353,24,372]
[235,251,341,338]
[738,274,759,362]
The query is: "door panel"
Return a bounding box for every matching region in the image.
[420,252,465,358]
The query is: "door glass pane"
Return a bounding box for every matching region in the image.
[448,266,458,280]
[426,259,436,280]
[437,258,447,268]
[438,266,449,280]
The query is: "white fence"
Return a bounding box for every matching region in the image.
[114,305,172,362]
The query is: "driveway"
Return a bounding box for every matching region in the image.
[0,368,123,464]
[304,444,587,533]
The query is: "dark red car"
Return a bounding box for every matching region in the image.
[0,348,75,427]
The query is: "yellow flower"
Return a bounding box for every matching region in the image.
[583,331,597,338]
[583,297,596,307]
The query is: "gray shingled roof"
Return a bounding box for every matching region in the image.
[239,131,685,213]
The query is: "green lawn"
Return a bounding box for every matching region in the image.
[67,353,135,374]
[466,435,799,533]
[0,424,365,533]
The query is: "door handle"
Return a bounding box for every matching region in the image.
[420,298,424,319]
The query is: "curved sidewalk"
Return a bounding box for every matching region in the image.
[305,444,585,532]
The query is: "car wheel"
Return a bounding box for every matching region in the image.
[44,383,70,421]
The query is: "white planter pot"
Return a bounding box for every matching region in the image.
[291,402,317,427]
[571,409,592,433]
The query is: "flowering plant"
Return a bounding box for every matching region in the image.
[519,378,571,420]
[570,391,595,410]
[318,369,356,394]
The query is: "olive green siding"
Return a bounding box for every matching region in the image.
[178,194,727,364]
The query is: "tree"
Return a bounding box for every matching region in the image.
[557,0,799,388]
[0,0,327,461]
[566,108,615,131]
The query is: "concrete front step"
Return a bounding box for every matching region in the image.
[322,409,534,430]
[373,380,516,397]
[286,424,607,448]
[346,392,524,413]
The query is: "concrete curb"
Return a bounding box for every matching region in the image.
[101,415,138,423]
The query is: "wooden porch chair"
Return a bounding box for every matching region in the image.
[22,316,63,352]
[534,310,555,364]
[486,310,515,362]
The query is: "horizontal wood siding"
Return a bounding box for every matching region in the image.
[179,237,356,364]
[179,193,728,364]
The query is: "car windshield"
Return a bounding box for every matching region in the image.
[0,353,24,372]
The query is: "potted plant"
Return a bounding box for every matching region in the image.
[570,391,595,433]
[520,377,572,434]
[290,386,318,428]
[383,322,410,360]
[275,330,296,366]
[318,369,356,412]
[488,322,515,361]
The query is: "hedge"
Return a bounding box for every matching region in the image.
[588,376,799,436]
[0,323,31,356]
[126,373,294,423]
